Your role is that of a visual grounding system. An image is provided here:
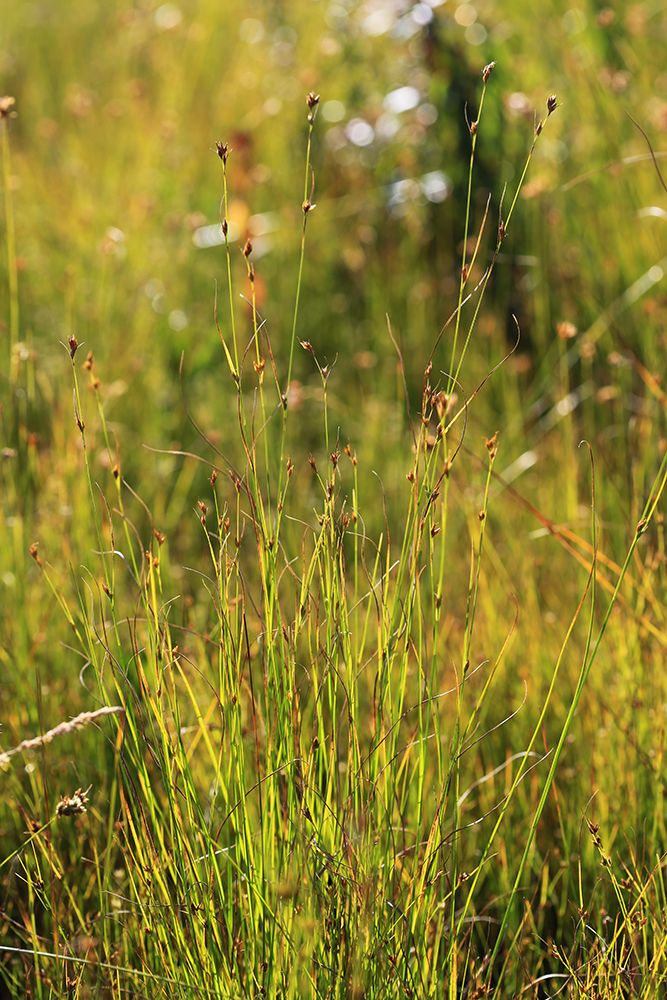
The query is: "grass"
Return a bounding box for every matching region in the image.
[3,1,667,996]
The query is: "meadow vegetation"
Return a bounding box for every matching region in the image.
[3,0,667,996]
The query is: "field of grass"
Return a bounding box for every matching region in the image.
[3,1,667,996]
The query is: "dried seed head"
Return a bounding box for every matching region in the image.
[154,529,166,545]
[29,542,42,567]
[330,450,339,469]
[215,140,229,164]
[535,119,544,137]
[243,239,253,258]
[56,786,90,818]
[221,218,228,237]
[303,199,315,215]
[300,339,314,355]
[84,350,94,370]
[210,468,218,486]
[0,96,16,120]
[306,92,320,123]
[198,500,208,523]
[482,62,496,83]
[547,94,558,115]
[470,119,478,136]
[309,454,317,473]
[68,335,79,359]
[286,456,294,477]
[112,463,120,479]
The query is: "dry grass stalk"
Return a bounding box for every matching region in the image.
[0,705,124,769]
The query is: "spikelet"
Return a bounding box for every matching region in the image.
[0,706,124,769]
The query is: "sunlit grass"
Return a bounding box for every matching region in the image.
[3,1,667,997]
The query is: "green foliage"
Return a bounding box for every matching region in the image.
[3,1,667,997]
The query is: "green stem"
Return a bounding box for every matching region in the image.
[2,117,19,378]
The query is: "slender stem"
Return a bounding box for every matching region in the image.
[2,117,19,378]
[447,81,488,393]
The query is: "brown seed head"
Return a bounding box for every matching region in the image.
[547,94,558,115]
[482,62,496,83]
[215,140,229,165]
[470,119,478,136]
[68,335,79,359]
[309,455,317,473]
[485,431,498,458]
[84,350,94,370]
[307,93,320,122]
[221,218,228,237]
[243,239,253,258]
[56,786,90,818]
[535,119,544,136]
